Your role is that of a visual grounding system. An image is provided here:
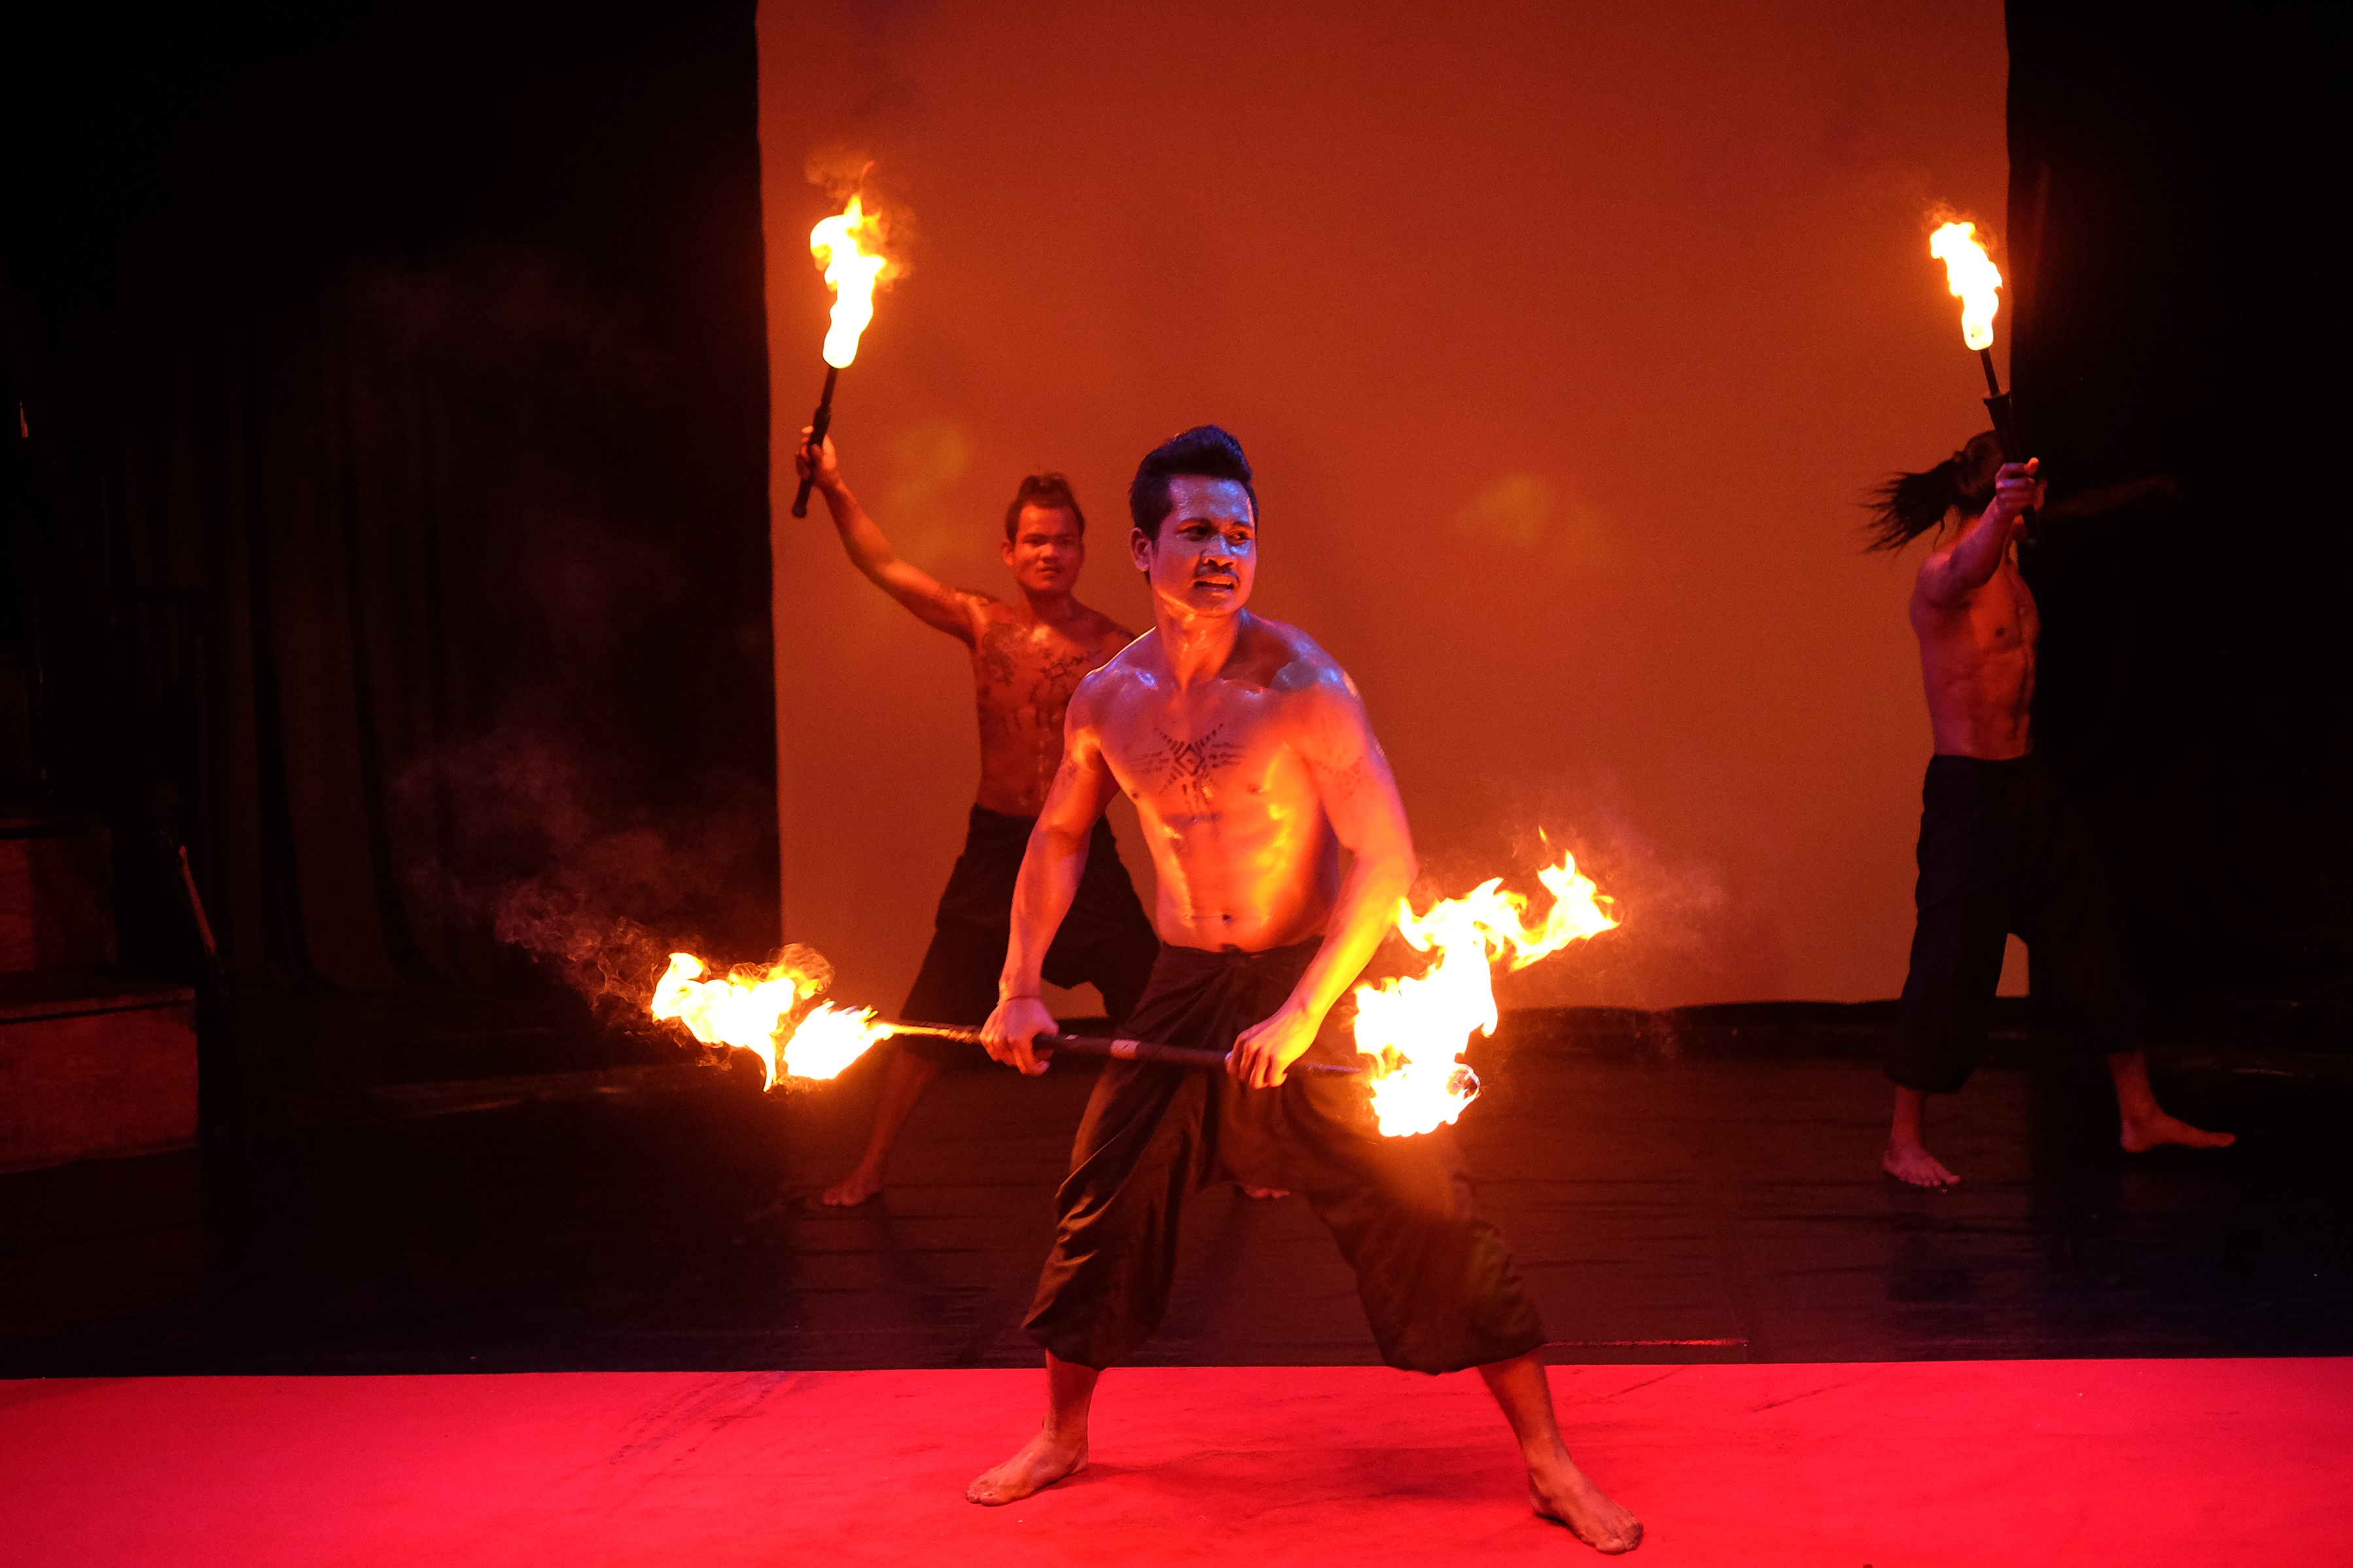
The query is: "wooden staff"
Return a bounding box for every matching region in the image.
[885,1021,1370,1076]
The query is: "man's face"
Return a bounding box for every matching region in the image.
[1131,475,1256,619]
[1001,505,1085,595]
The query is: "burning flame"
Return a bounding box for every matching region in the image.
[650,951,889,1089]
[777,1001,893,1082]
[809,194,893,369]
[1929,220,2003,351]
[1351,851,1618,1138]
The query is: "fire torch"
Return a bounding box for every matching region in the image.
[790,194,893,519]
[649,952,1379,1089]
[646,848,1619,1138]
[1930,220,2037,538]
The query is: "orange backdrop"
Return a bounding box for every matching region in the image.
[758,0,2013,1011]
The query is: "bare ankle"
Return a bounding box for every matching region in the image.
[1523,1439,1574,1482]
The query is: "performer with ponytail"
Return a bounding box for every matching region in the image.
[1867,436,2231,1187]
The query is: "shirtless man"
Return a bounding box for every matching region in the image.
[796,434,1159,1206]
[1871,434,2233,1187]
[966,426,1641,1554]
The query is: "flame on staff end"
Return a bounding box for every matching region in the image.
[1351,850,1619,1138]
[650,951,889,1089]
[777,1001,893,1082]
[1928,220,2003,351]
[809,195,893,369]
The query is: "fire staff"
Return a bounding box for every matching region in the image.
[796,434,1159,1208]
[967,427,1642,1555]
[1867,435,2233,1187]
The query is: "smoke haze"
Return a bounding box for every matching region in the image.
[758,0,2008,1010]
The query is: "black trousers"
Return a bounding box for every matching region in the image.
[898,806,1159,1062]
[1890,754,2143,1094]
[1023,940,1546,1374]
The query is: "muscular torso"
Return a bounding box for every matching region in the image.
[1911,546,2038,759]
[963,598,1135,816]
[1079,618,1347,952]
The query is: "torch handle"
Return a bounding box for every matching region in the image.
[1977,347,2040,544]
[1982,391,2028,464]
[885,1022,1366,1076]
[790,365,841,519]
[1978,348,2027,462]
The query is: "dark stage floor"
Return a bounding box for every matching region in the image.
[4,1002,2349,1376]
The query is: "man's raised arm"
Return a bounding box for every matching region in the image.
[794,432,980,641]
[979,680,1121,1075]
[1917,459,2045,608]
[1231,668,1418,1090]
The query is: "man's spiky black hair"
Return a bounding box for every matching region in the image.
[1129,425,1256,538]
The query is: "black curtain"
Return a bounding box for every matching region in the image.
[2007,5,2348,1020]
[1,3,777,992]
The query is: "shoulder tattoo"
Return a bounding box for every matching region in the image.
[978,621,1019,685]
[1315,752,1370,805]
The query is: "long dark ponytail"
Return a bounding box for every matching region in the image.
[1864,431,2004,551]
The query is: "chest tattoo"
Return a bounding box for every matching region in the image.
[1029,648,1092,709]
[1143,725,1246,809]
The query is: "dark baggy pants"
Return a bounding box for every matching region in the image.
[1023,939,1547,1374]
[1890,754,2144,1094]
[898,805,1159,1061]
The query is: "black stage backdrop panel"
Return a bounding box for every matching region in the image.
[2006,5,2348,1020]
[0,3,775,990]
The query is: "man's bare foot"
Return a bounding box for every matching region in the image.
[965,1427,1086,1505]
[1883,1141,1959,1187]
[819,1167,885,1206]
[1239,1185,1290,1200]
[2120,1111,2236,1155]
[1528,1459,1642,1554]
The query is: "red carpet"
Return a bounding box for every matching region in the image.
[3,1360,2343,1565]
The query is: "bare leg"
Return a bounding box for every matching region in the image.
[1883,1084,1960,1187]
[967,1351,1096,1505]
[2108,1051,2235,1153]
[1479,1352,1642,1554]
[820,1049,942,1206]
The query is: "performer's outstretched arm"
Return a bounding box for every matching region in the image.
[795,431,982,641]
[981,679,1120,1074]
[1231,671,1418,1089]
[1917,459,2044,608]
